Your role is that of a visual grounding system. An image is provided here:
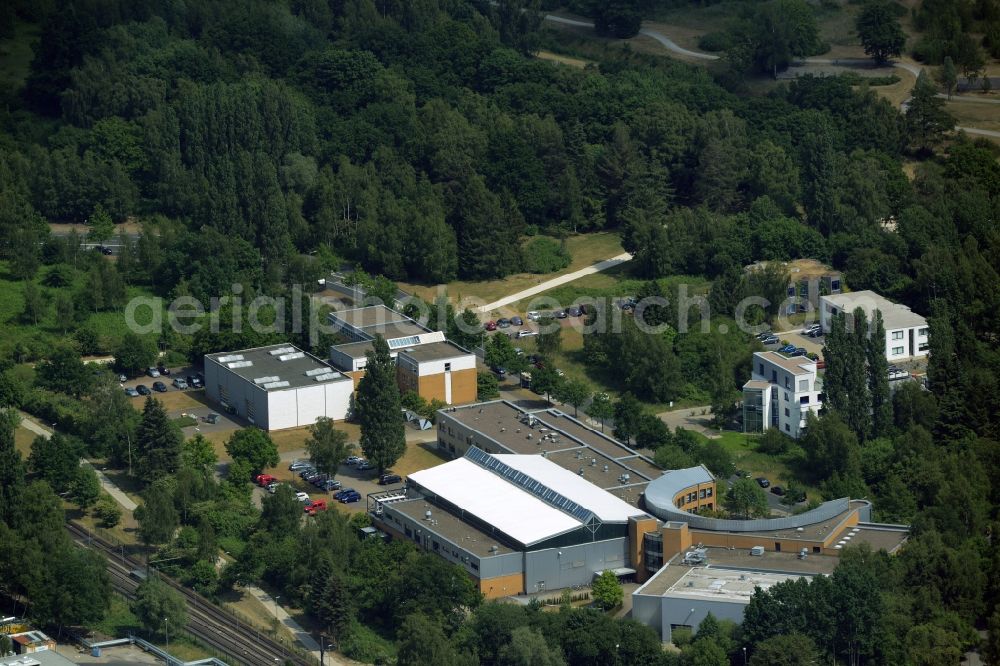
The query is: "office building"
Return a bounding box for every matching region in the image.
[820,290,929,360]
[742,351,822,439]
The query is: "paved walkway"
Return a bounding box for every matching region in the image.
[19,412,139,512]
[245,586,354,665]
[656,404,716,437]
[476,252,632,313]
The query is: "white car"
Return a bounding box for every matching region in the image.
[516,329,535,338]
[295,492,310,502]
[267,482,280,494]
[526,311,540,321]
[801,323,821,335]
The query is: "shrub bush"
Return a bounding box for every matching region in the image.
[523,237,571,274]
[698,31,732,52]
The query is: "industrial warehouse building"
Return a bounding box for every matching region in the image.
[327,305,477,405]
[204,344,353,430]
[368,400,909,621]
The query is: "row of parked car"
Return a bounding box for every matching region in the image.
[123,368,203,397]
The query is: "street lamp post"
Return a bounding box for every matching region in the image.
[163,617,169,650]
[274,595,280,619]
[743,646,747,666]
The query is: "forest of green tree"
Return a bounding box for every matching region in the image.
[0,0,999,663]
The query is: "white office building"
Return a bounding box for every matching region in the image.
[204,344,354,430]
[819,290,929,361]
[742,351,821,439]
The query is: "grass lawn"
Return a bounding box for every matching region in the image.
[397,232,624,307]
[391,440,449,477]
[535,50,591,68]
[690,429,823,497]
[0,21,38,91]
[948,100,1000,133]
[14,426,36,458]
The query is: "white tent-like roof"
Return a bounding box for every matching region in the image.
[494,454,648,524]
[407,458,582,546]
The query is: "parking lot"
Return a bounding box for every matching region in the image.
[767,329,825,358]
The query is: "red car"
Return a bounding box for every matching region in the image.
[255,473,276,487]
[485,321,497,331]
[305,499,328,515]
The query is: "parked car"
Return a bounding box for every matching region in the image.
[172,378,188,389]
[95,245,113,255]
[146,367,160,378]
[322,479,342,492]
[801,323,821,335]
[204,413,220,424]
[255,474,276,487]
[311,474,329,487]
[510,316,523,326]
[516,329,535,338]
[118,374,128,383]
[152,381,168,392]
[789,347,807,357]
[379,473,402,485]
[761,335,780,345]
[136,384,151,396]
[300,469,317,479]
[267,482,280,494]
[808,328,824,338]
[492,366,507,377]
[187,374,203,388]
[305,499,328,514]
[756,330,773,340]
[526,311,541,321]
[817,359,827,370]
[567,306,582,317]
[338,491,361,504]
[294,492,310,503]
[756,477,771,488]
[345,456,363,466]
[485,321,497,331]
[289,460,312,471]
[778,344,797,354]
[357,460,374,471]
[333,488,357,500]
[157,365,171,376]
[124,387,140,397]
[497,318,511,328]
[770,486,785,496]
[555,310,568,319]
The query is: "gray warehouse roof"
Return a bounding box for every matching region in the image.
[206,344,350,390]
[330,305,410,329]
[398,341,474,363]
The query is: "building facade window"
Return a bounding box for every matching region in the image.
[892,331,904,340]
[444,362,451,371]
[798,379,808,391]
[784,408,790,417]
[919,327,929,336]
[892,346,904,355]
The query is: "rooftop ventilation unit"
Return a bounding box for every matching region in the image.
[262,380,290,389]
[603,465,609,473]
[425,510,432,520]
[279,352,305,362]
[591,458,597,466]
[304,367,331,377]
[217,354,245,363]
[269,346,296,356]
[313,372,339,382]
[622,473,630,483]
[228,360,253,369]
[489,545,499,553]
[578,468,584,475]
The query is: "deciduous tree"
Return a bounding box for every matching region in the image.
[224,427,278,475]
[306,417,353,480]
[856,2,906,64]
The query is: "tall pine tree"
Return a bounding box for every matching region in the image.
[0,410,25,526]
[867,310,892,438]
[356,336,405,474]
[136,397,182,483]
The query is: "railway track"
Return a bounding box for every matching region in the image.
[66,523,312,666]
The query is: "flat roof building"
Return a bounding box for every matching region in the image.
[327,306,477,406]
[204,344,353,430]
[743,351,822,439]
[370,399,909,616]
[820,290,929,360]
